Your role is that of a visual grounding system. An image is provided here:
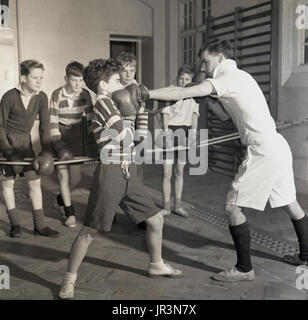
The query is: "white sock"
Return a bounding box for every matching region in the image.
[64,272,77,283]
[150,259,164,268]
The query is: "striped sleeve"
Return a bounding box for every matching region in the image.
[49,89,61,141]
[92,98,124,148]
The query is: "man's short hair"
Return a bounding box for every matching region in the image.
[66,61,85,78]
[116,52,137,67]
[198,39,234,59]
[83,58,124,94]
[20,60,44,76]
[177,65,194,78]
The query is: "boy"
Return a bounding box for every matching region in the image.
[0,60,59,238]
[117,52,149,230]
[143,39,308,281]
[58,59,182,300]
[161,65,199,218]
[50,61,93,228]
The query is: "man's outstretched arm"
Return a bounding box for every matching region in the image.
[148,80,216,101]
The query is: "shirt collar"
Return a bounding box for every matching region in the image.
[16,84,40,97]
[61,86,82,99]
[213,59,237,78]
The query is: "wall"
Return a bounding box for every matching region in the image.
[0,0,19,98]
[17,0,153,97]
[278,0,308,195]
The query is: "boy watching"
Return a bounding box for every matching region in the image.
[50,61,93,228]
[0,60,59,238]
[58,58,182,299]
[117,52,149,230]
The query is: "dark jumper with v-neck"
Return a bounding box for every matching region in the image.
[0,88,51,153]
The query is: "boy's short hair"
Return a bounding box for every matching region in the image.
[177,65,194,79]
[117,52,137,67]
[66,61,85,78]
[198,39,234,59]
[83,58,124,94]
[20,60,44,76]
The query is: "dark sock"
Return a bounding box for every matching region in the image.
[57,194,64,206]
[7,208,20,226]
[291,216,308,261]
[32,209,46,230]
[229,222,253,273]
[64,205,75,218]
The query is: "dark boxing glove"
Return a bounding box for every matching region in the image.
[125,83,150,113]
[53,141,74,161]
[112,89,136,117]
[4,149,24,175]
[32,151,55,176]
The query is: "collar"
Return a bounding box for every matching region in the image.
[16,84,40,97]
[61,86,82,99]
[213,59,237,78]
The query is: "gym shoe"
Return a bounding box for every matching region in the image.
[58,280,75,300]
[211,267,255,282]
[148,262,183,279]
[283,254,308,266]
[33,226,60,238]
[9,225,22,238]
[174,207,189,218]
[64,215,76,228]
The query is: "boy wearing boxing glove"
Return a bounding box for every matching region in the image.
[0,60,59,238]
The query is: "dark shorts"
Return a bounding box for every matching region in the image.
[52,123,84,159]
[163,125,190,164]
[1,130,39,180]
[83,162,159,232]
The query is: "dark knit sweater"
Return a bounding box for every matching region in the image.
[0,88,51,153]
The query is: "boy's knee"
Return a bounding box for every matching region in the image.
[2,179,15,189]
[146,211,164,230]
[28,178,41,189]
[78,227,96,243]
[57,167,69,180]
[225,204,240,218]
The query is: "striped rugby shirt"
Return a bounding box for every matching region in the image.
[50,86,93,141]
[92,94,135,163]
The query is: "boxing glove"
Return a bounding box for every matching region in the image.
[125,83,150,112]
[4,149,24,175]
[32,151,55,176]
[53,141,74,161]
[112,89,136,117]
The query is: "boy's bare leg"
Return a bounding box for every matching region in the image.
[2,179,16,210]
[69,165,82,191]
[57,166,71,207]
[174,164,189,217]
[146,211,183,278]
[2,179,21,237]
[283,200,308,265]
[28,178,42,210]
[162,163,172,213]
[59,226,95,299]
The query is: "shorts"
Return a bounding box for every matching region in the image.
[1,129,39,180]
[226,133,296,211]
[52,123,84,158]
[163,125,190,165]
[83,162,159,232]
